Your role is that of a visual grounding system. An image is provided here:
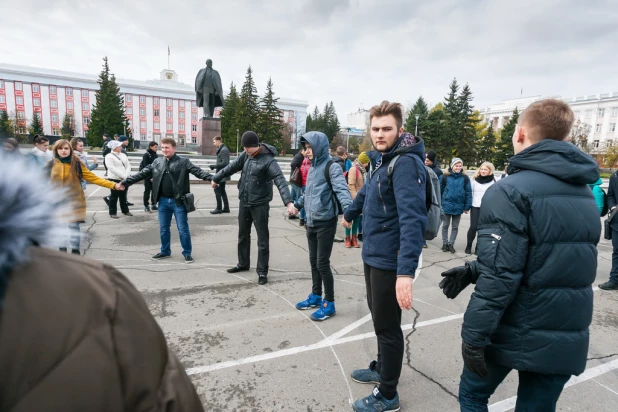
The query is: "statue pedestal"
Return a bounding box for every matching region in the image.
[198,118,221,156]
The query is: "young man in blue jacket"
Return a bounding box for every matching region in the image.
[342,101,427,412]
[293,131,352,321]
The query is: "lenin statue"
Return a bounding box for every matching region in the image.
[195,59,224,119]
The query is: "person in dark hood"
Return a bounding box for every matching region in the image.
[424,149,443,179]
[342,101,427,412]
[140,141,159,212]
[212,131,295,285]
[439,99,601,411]
[0,151,204,411]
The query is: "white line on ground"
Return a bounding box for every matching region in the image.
[488,359,618,411]
[85,187,102,200]
[593,378,618,397]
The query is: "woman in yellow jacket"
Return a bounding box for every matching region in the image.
[48,139,122,255]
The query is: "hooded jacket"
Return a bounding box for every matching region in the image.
[587,177,604,215]
[139,147,158,171]
[344,133,427,276]
[463,139,601,376]
[0,152,203,412]
[213,143,230,182]
[441,169,472,215]
[213,143,292,206]
[295,132,352,227]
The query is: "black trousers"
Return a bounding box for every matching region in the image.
[364,263,403,399]
[238,203,270,276]
[466,206,481,249]
[108,179,129,215]
[215,181,229,210]
[143,178,155,207]
[306,220,337,301]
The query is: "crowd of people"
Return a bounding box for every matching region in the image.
[0,97,613,411]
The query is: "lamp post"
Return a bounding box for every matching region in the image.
[236,128,239,155]
[415,114,420,136]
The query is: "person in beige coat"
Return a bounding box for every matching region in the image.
[0,150,204,412]
[345,152,369,248]
[105,140,133,218]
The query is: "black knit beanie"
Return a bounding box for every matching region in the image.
[426,150,437,164]
[241,131,260,148]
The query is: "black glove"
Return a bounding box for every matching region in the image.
[209,165,215,170]
[439,263,472,299]
[462,342,489,378]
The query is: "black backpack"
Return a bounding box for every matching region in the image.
[324,159,345,215]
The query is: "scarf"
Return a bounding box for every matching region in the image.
[475,174,495,184]
[57,154,72,164]
[352,159,367,178]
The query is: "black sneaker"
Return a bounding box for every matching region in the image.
[289,214,299,220]
[184,255,194,264]
[103,196,110,207]
[299,219,305,226]
[358,233,363,242]
[599,281,618,291]
[151,253,171,261]
[144,206,151,212]
[222,208,230,213]
[71,249,80,255]
[227,265,250,273]
[151,205,158,211]
[464,247,472,254]
[258,275,268,285]
[123,212,133,217]
[210,209,223,215]
[448,244,456,253]
[126,202,135,206]
[441,243,448,252]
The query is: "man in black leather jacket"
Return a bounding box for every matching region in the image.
[122,137,213,264]
[209,136,230,214]
[140,141,159,212]
[212,131,295,285]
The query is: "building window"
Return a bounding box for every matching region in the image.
[0,95,4,104]
[140,121,146,129]
[151,109,159,117]
[611,123,617,132]
[33,97,41,107]
[585,109,592,117]
[17,111,25,119]
[16,96,24,105]
[596,124,602,133]
[167,110,172,118]
[82,89,89,98]
[49,85,56,95]
[126,107,132,115]
[66,87,73,96]
[67,101,74,110]
[32,84,39,93]
[179,100,185,108]
[53,128,60,136]
[50,99,57,108]
[179,124,185,131]
[154,121,160,129]
[191,101,196,108]
[125,94,132,102]
[191,113,197,120]
[83,116,89,124]
[612,108,618,117]
[167,98,172,106]
[139,95,146,104]
[593,140,600,148]
[140,108,146,116]
[166,124,173,131]
[192,136,197,144]
[15,82,23,91]
[82,102,89,111]
[0,80,4,89]
[140,133,146,140]
[51,114,59,122]
[598,108,605,117]
[179,111,185,119]
[192,124,197,132]
[153,97,159,105]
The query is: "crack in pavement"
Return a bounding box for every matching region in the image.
[587,353,618,361]
[421,256,468,271]
[405,306,459,400]
[285,236,309,253]
[82,211,97,257]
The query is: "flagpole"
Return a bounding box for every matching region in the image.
[168,46,170,70]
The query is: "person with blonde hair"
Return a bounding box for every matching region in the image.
[47,139,121,254]
[465,161,496,254]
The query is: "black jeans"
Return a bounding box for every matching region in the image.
[466,207,481,249]
[143,178,155,207]
[610,227,618,284]
[215,181,229,211]
[238,203,270,275]
[459,354,570,411]
[306,220,337,302]
[364,263,403,399]
[108,179,129,215]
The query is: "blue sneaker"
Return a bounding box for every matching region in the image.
[351,360,381,384]
[353,387,400,412]
[310,300,336,321]
[295,293,322,310]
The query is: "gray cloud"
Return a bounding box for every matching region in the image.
[2,0,617,123]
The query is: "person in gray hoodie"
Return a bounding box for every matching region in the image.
[293,132,352,321]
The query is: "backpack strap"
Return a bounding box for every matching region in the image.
[441,174,447,193]
[386,155,401,187]
[324,159,334,189]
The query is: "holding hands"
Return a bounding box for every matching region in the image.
[211,181,219,189]
[114,183,125,191]
[341,217,352,229]
[287,203,298,216]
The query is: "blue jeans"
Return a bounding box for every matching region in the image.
[158,197,192,257]
[290,184,306,220]
[459,355,570,412]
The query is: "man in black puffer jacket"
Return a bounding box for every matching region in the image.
[440,99,600,411]
[140,141,159,212]
[212,131,295,285]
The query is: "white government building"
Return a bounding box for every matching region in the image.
[0,63,307,148]
[481,93,618,150]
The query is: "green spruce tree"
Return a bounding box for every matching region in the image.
[236,66,261,137]
[257,77,283,150]
[87,57,128,148]
[323,102,341,141]
[305,113,314,132]
[495,108,519,167]
[0,110,14,139]
[457,84,478,165]
[423,103,447,165]
[443,78,461,159]
[220,82,239,150]
[28,113,44,136]
[404,96,429,136]
[61,113,76,139]
[477,122,497,164]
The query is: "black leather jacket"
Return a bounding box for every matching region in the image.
[213,144,292,206]
[122,154,212,203]
[139,148,158,171]
[213,144,230,182]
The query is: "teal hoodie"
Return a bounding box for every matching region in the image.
[588,177,605,215]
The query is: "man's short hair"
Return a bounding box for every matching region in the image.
[33,135,48,145]
[160,137,176,147]
[370,101,404,130]
[336,146,346,156]
[148,141,158,148]
[519,99,575,142]
[213,136,222,142]
[103,133,109,138]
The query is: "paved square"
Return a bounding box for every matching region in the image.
[82,183,618,411]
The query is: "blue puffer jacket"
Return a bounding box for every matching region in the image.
[441,171,472,215]
[344,133,427,276]
[296,132,352,227]
[463,139,600,376]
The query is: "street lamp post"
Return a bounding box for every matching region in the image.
[415,114,420,136]
[236,128,239,155]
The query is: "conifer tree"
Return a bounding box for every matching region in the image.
[0,110,14,139]
[404,96,429,136]
[257,77,283,149]
[28,113,44,136]
[495,108,519,167]
[61,113,76,139]
[220,82,239,150]
[236,66,261,136]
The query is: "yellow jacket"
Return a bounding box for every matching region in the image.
[49,159,116,222]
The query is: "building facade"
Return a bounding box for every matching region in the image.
[481,93,618,150]
[0,63,307,147]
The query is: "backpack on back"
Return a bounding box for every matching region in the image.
[387,155,442,241]
[324,159,345,215]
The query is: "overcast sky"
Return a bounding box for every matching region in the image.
[2,0,616,124]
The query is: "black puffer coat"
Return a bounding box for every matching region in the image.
[213,144,292,206]
[464,139,600,376]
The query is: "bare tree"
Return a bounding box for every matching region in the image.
[569,120,593,153]
[604,143,618,171]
